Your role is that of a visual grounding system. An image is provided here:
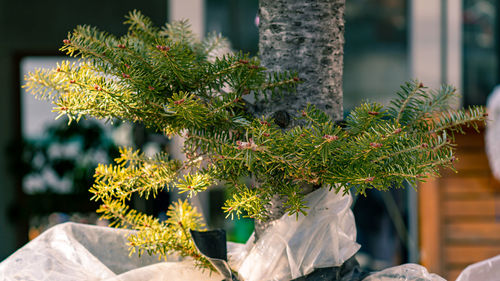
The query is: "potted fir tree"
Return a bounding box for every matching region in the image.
[22,7,486,280]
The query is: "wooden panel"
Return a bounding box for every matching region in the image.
[441,177,496,198]
[443,198,497,217]
[454,124,485,145]
[454,131,485,148]
[445,245,500,265]
[419,178,442,274]
[447,269,463,281]
[445,221,500,241]
[452,151,490,171]
[419,127,498,280]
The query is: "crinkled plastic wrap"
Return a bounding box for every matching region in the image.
[362,264,446,281]
[0,189,453,281]
[486,85,500,180]
[229,187,361,281]
[0,188,359,281]
[456,254,500,281]
[0,222,221,281]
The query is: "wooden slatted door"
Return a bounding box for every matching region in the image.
[419,127,500,280]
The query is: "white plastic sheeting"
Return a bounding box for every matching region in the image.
[0,188,455,281]
[0,188,359,281]
[0,222,220,281]
[230,187,360,281]
[486,85,500,180]
[362,264,446,281]
[456,254,500,281]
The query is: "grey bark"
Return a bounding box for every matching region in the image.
[253,0,345,239]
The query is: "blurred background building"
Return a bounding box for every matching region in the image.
[0,0,498,280]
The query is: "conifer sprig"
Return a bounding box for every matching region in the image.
[98,198,212,269]
[24,11,487,270]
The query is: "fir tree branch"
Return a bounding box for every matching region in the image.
[395,81,423,124]
[23,12,489,268]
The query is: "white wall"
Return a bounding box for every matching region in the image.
[409,0,464,264]
[411,0,462,97]
[168,0,211,222]
[169,0,205,39]
[411,0,443,89]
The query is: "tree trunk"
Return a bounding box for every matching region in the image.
[254,0,345,239]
